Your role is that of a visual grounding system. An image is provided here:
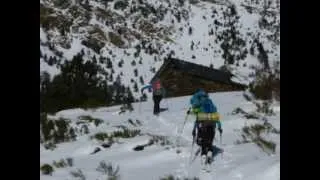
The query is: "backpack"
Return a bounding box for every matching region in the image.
[191,90,217,113]
[190,90,206,108]
[152,80,163,96]
[200,98,216,113]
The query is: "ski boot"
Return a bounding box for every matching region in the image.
[201,155,207,170]
[203,151,213,172]
[207,151,213,164]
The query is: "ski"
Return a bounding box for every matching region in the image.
[200,152,213,173]
[205,162,212,173]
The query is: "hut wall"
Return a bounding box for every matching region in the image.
[159,69,245,97]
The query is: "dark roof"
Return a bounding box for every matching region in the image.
[150,58,235,85]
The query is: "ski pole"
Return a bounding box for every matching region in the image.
[177,112,189,148]
[220,132,223,159]
[179,109,190,134]
[189,136,195,164]
[190,147,200,165]
[176,109,191,152]
[220,132,222,145]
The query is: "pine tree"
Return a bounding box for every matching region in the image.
[48,56,54,66]
[40,72,51,112]
[109,73,113,82]
[131,60,136,66]
[44,54,48,62]
[118,59,124,68]
[188,27,193,35]
[107,57,113,69]
[133,82,138,92]
[99,56,106,64]
[250,44,255,55]
[41,53,109,113]
[53,56,57,65]
[92,55,97,64]
[190,41,194,50]
[134,69,138,77]
[124,87,134,111]
[69,128,76,141]
[139,76,144,85]
[256,41,269,69]
[209,28,214,36]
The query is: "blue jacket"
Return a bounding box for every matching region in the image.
[190,90,216,110]
[190,89,218,113]
[141,84,152,94]
[190,89,222,133]
[141,84,166,96]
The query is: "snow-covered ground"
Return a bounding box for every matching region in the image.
[40,91,280,180]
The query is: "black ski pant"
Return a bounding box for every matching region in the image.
[199,136,214,156]
[196,122,216,156]
[152,95,162,115]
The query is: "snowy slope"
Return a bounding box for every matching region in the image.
[40,91,280,180]
[40,0,280,97]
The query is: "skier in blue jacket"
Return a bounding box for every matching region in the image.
[187,89,222,166]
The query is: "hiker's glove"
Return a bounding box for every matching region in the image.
[218,128,223,134]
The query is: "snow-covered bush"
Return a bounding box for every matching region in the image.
[253,136,276,154]
[96,161,120,179]
[40,113,76,149]
[114,0,128,10]
[70,169,86,180]
[81,37,105,54]
[78,115,104,127]
[127,118,137,126]
[135,119,142,126]
[254,101,275,116]
[238,123,277,154]
[44,142,57,150]
[109,31,125,48]
[231,107,260,119]
[112,128,141,138]
[53,0,71,9]
[40,164,54,176]
[66,157,74,167]
[53,158,68,168]
[92,132,109,142]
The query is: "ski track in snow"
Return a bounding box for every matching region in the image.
[40,91,280,180]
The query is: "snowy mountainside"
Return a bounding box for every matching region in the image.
[40,0,280,98]
[40,91,280,180]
